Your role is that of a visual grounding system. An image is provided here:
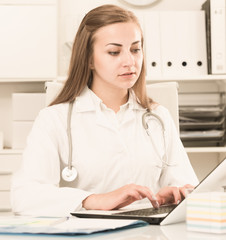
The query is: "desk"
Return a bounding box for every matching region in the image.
[0,222,225,240]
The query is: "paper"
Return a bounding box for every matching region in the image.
[0,216,146,235]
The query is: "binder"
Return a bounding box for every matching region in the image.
[159,11,207,77]
[202,0,226,74]
[159,11,178,77]
[144,12,162,78]
[189,11,208,75]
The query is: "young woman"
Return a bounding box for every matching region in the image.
[11,4,198,216]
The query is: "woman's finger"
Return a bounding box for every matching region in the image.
[135,186,159,208]
[171,187,181,204]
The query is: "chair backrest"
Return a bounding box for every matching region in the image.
[45,81,64,106]
[146,82,179,132]
[45,81,179,132]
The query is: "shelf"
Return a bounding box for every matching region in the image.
[185,146,226,153]
[146,74,226,82]
[0,149,23,154]
[0,78,55,83]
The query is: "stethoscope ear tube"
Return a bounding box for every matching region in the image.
[142,110,177,168]
[67,101,74,170]
[62,101,78,182]
[142,110,149,130]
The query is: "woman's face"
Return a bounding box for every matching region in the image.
[90,22,143,93]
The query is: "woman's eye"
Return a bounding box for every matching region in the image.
[131,48,141,53]
[108,51,120,56]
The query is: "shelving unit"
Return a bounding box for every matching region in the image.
[0,0,57,213]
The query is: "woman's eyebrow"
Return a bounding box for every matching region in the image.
[132,41,141,45]
[105,41,141,47]
[105,43,122,47]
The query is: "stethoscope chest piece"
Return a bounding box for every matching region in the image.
[62,166,77,182]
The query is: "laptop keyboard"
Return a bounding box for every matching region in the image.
[114,204,176,217]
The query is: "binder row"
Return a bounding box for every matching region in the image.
[139,0,226,78]
[143,11,208,78]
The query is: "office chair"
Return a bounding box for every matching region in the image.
[146,82,179,133]
[45,81,179,132]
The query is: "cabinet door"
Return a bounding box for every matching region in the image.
[0,3,57,79]
[0,153,22,212]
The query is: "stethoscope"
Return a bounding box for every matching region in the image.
[62,101,177,182]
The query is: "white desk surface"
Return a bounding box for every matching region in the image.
[0,222,225,240]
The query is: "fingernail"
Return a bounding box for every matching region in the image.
[155,201,160,208]
[152,195,159,208]
[177,200,180,204]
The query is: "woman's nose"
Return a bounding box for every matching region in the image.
[122,51,135,67]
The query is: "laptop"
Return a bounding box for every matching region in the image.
[71,158,226,225]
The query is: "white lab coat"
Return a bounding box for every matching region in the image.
[11,86,198,216]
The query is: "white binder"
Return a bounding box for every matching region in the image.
[189,11,208,75]
[144,12,162,78]
[159,11,178,77]
[203,0,226,74]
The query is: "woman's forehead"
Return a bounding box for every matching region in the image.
[93,22,142,46]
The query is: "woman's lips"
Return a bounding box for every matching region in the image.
[119,72,135,76]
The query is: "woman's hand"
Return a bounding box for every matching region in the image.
[82,184,159,210]
[156,184,194,205]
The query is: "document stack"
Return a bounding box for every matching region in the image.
[179,92,226,147]
[187,192,226,234]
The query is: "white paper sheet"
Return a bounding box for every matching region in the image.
[0,216,146,235]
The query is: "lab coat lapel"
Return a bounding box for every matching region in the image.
[74,87,96,112]
[120,90,144,126]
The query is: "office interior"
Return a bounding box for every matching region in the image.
[0,0,226,222]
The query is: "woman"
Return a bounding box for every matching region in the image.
[11,4,198,216]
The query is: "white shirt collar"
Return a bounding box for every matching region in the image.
[75,86,144,112]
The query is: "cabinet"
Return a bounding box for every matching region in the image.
[0,0,57,214]
[0,150,22,213]
[0,0,57,79]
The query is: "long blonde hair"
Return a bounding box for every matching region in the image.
[50,4,152,109]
